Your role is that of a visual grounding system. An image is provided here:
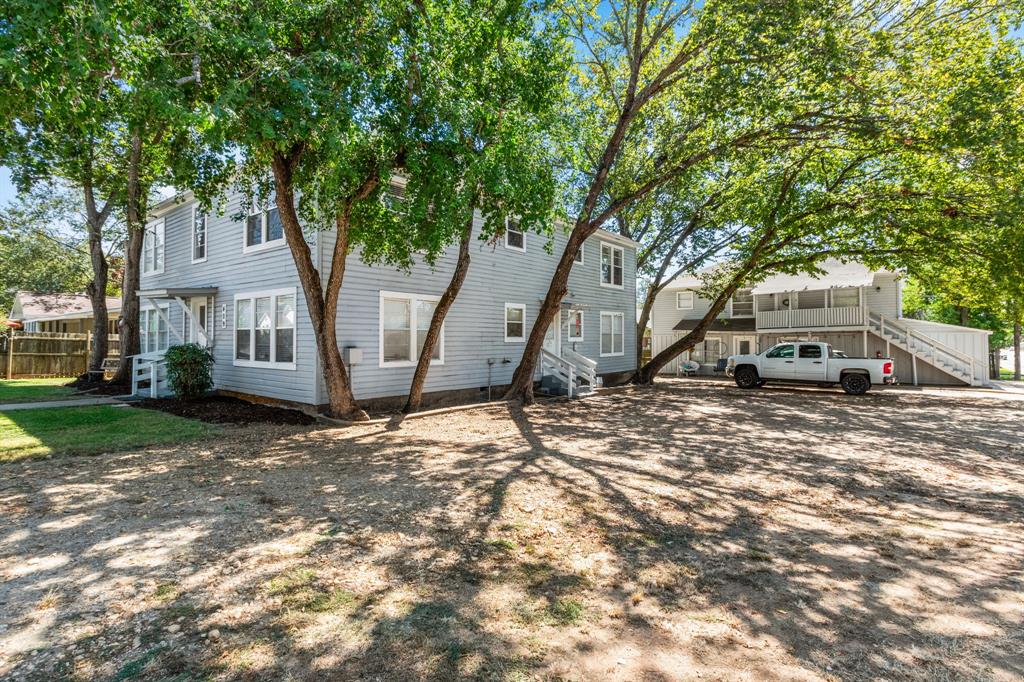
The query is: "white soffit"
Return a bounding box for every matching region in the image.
[751,260,876,295]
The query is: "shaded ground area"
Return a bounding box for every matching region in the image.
[1,381,1022,681]
[134,395,316,426]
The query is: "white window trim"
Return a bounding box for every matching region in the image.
[142,218,165,276]
[599,311,625,357]
[232,287,297,370]
[567,310,584,341]
[676,291,694,310]
[574,244,584,265]
[191,205,208,264]
[139,303,171,354]
[242,202,287,255]
[599,242,624,289]
[504,303,526,342]
[503,217,525,252]
[378,290,445,368]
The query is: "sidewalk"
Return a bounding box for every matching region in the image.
[0,396,125,412]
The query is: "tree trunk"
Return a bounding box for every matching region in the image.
[404,215,474,414]
[111,131,145,386]
[634,285,737,383]
[959,306,969,326]
[270,152,369,421]
[82,181,110,374]
[503,225,593,404]
[1014,320,1021,382]
[636,285,659,369]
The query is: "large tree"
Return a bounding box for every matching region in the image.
[501,0,923,403]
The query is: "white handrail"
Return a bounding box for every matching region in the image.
[869,312,977,382]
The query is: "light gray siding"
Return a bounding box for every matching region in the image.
[141,192,637,405]
[651,287,716,335]
[322,215,638,402]
[139,195,319,405]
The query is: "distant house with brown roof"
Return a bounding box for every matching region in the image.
[8,292,121,334]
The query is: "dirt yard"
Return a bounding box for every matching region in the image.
[1,380,1022,681]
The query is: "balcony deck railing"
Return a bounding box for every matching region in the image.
[756,306,865,329]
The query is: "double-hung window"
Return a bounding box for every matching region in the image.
[731,288,754,317]
[676,291,694,309]
[244,202,284,252]
[142,219,165,275]
[600,242,623,288]
[831,287,860,308]
[380,292,442,367]
[234,289,296,368]
[504,218,525,251]
[139,307,169,354]
[567,310,584,341]
[504,303,526,342]
[574,245,584,264]
[192,207,207,263]
[600,311,624,356]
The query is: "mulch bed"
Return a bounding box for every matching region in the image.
[133,395,316,425]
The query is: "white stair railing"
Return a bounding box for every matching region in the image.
[868,313,979,385]
[540,349,577,397]
[562,347,599,388]
[131,352,170,398]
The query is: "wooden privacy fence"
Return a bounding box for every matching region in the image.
[1,332,121,379]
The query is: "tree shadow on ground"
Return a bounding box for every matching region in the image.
[0,381,1022,680]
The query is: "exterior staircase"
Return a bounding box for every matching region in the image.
[539,348,600,398]
[867,312,983,386]
[131,352,172,398]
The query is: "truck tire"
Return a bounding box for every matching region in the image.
[840,372,870,395]
[734,366,760,389]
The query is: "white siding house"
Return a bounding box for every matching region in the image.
[651,261,991,386]
[132,189,638,408]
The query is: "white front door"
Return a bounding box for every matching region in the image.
[542,306,561,356]
[734,335,756,356]
[188,297,209,346]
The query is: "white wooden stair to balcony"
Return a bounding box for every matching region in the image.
[868,312,982,386]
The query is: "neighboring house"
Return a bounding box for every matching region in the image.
[651,260,991,386]
[132,187,638,408]
[8,291,121,335]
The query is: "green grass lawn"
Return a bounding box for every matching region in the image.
[0,377,80,404]
[0,405,214,461]
[999,368,1021,381]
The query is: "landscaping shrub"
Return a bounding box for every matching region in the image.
[164,344,214,399]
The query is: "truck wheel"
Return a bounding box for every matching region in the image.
[840,373,870,395]
[734,366,760,389]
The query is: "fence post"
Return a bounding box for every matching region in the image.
[5,331,14,380]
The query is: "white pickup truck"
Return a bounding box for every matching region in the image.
[725,341,895,395]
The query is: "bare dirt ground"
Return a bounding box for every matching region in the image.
[1,380,1022,681]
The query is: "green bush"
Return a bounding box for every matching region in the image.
[164,344,214,399]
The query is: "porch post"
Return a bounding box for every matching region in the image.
[862,329,868,356]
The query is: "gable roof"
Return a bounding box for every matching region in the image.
[665,259,900,293]
[9,292,122,322]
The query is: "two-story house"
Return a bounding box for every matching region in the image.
[131,187,638,409]
[651,260,991,386]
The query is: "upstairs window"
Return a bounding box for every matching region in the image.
[600,242,623,288]
[574,246,584,264]
[731,289,754,317]
[504,218,525,251]
[245,202,284,251]
[676,291,694,309]
[192,207,207,263]
[142,219,165,275]
[831,288,860,308]
[380,292,442,367]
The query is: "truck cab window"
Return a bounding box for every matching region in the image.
[766,344,794,359]
[799,344,822,358]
